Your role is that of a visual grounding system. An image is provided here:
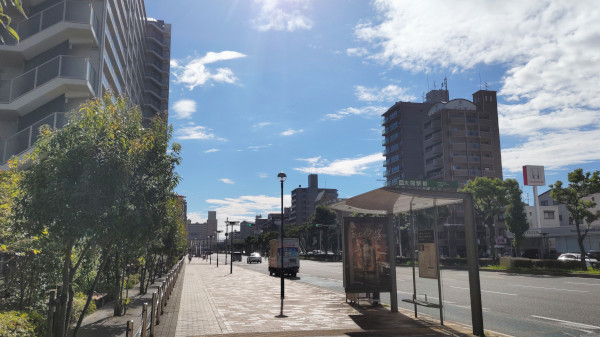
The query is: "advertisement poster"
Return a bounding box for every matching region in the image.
[343,217,392,293]
[418,243,438,279]
[522,165,545,186]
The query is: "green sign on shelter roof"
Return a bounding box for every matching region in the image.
[393,179,459,190]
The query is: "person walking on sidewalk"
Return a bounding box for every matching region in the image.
[188,253,192,263]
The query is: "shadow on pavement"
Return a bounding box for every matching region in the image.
[345,305,470,337]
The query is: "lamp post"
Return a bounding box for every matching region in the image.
[208,235,214,265]
[226,219,239,274]
[276,171,287,318]
[215,230,222,267]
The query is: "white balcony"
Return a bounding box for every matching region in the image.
[0,112,66,166]
[0,55,97,114]
[0,1,100,59]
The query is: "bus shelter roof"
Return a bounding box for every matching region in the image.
[329,187,469,215]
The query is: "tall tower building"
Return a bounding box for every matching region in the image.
[382,83,502,187]
[0,0,171,169]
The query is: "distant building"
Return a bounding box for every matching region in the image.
[382,81,503,186]
[239,220,258,240]
[207,211,217,234]
[290,174,338,226]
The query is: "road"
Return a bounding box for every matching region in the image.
[233,255,600,337]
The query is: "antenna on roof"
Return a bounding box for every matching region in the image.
[484,82,489,90]
[442,77,448,91]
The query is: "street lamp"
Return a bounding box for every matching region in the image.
[226,219,239,274]
[215,230,223,267]
[208,235,214,265]
[276,171,287,318]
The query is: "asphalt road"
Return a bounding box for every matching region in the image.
[234,255,600,337]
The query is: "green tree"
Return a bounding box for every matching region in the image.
[504,179,529,256]
[309,205,337,253]
[0,0,26,43]
[550,169,600,270]
[460,177,509,264]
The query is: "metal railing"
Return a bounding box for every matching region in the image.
[2,1,100,45]
[0,55,97,103]
[126,257,185,337]
[0,112,66,164]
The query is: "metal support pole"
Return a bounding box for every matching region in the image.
[409,198,418,317]
[156,287,162,323]
[387,214,398,312]
[276,173,287,318]
[433,201,444,325]
[464,194,484,336]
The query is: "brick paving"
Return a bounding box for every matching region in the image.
[78,257,506,337]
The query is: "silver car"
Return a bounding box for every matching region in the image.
[247,252,262,264]
[558,253,598,267]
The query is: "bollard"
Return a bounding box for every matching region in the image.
[141,303,148,337]
[157,287,163,320]
[126,320,134,337]
[46,290,56,337]
[161,281,167,311]
[150,292,157,334]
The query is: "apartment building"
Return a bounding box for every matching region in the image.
[382,83,503,186]
[382,81,504,257]
[0,0,171,169]
[290,174,338,226]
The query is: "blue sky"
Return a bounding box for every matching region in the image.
[145,0,600,228]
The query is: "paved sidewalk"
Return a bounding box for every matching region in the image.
[166,257,493,337]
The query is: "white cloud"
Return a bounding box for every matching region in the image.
[172,51,247,89]
[258,173,268,178]
[346,47,369,57]
[187,212,207,224]
[252,0,313,32]
[219,178,235,184]
[248,144,272,151]
[172,99,196,119]
[325,106,386,120]
[502,130,600,173]
[355,85,416,102]
[206,194,292,226]
[253,122,272,129]
[295,153,384,176]
[204,149,220,153]
[175,123,225,141]
[281,128,304,136]
[355,1,600,170]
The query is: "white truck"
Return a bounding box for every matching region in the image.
[268,238,300,277]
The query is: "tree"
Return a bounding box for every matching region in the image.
[309,205,338,253]
[550,169,600,270]
[504,179,529,256]
[460,177,509,264]
[0,0,26,43]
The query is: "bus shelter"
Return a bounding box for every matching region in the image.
[329,187,484,336]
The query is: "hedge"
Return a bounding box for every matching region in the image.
[0,311,46,337]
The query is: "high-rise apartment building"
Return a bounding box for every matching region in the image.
[0,0,171,169]
[290,174,338,226]
[382,82,503,186]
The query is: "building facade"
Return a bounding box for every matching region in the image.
[382,84,503,186]
[0,0,171,169]
[290,174,338,226]
[382,82,504,257]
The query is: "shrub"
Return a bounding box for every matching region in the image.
[0,311,46,337]
[70,292,97,324]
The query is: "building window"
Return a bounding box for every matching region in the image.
[541,200,548,206]
[543,211,555,219]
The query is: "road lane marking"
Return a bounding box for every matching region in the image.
[450,286,517,296]
[509,284,588,293]
[564,281,600,286]
[531,315,600,330]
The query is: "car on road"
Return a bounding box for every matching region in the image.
[247,252,262,264]
[557,253,598,267]
[232,252,242,262]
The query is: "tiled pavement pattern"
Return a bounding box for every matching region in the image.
[171,258,498,337]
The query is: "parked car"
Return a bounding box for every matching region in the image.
[232,252,242,262]
[247,252,262,264]
[557,253,598,267]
